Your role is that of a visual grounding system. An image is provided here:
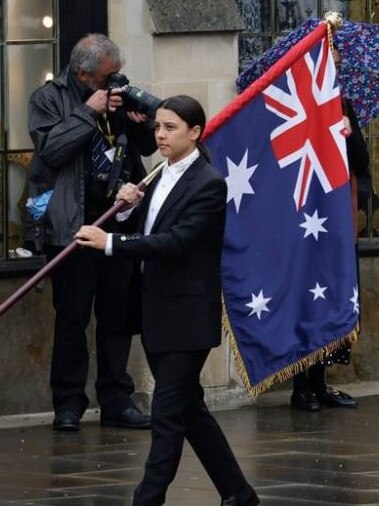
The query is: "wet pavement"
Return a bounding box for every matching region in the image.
[1,384,379,505]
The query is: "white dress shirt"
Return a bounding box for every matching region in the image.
[105,148,200,255]
[144,148,199,235]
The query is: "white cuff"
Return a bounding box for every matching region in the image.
[105,234,113,256]
[116,207,134,222]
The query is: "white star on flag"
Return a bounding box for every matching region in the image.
[246,289,272,320]
[225,149,258,213]
[309,282,327,300]
[350,286,359,314]
[300,209,328,240]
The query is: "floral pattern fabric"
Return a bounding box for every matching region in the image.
[334,20,379,127]
[236,18,379,128]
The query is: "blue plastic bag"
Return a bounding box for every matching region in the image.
[26,190,53,221]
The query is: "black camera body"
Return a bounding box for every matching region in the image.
[107,72,162,118]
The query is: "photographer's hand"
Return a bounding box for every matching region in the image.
[127,111,148,123]
[86,89,123,114]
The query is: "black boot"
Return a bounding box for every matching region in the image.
[292,372,320,411]
[220,487,259,505]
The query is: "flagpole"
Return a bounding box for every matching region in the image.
[0,163,164,319]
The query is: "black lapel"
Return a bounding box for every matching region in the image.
[150,156,205,233]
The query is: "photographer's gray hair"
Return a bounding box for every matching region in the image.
[70,33,121,75]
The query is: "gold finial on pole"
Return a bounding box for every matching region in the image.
[323,11,343,52]
[324,11,343,30]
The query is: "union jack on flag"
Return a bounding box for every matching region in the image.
[263,38,349,210]
[204,26,359,395]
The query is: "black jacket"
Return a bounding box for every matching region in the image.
[113,155,227,353]
[345,99,370,180]
[344,99,371,209]
[28,66,157,247]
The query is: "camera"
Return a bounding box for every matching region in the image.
[107,72,162,118]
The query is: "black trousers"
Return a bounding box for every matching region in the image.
[46,247,135,415]
[293,362,326,393]
[133,349,253,506]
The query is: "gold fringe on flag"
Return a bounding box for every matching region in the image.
[222,295,359,398]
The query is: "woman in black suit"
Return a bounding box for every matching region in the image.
[75,95,259,506]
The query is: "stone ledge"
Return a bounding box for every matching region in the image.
[2,381,378,429]
[146,0,244,34]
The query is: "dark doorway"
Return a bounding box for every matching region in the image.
[59,0,108,69]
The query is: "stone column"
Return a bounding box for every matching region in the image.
[108,0,252,411]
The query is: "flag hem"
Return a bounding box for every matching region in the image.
[222,295,359,397]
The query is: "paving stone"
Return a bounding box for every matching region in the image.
[0,394,379,505]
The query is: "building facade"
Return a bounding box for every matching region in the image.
[0,0,378,415]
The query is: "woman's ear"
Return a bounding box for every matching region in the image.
[190,125,201,141]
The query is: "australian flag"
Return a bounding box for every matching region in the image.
[205,27,359,395]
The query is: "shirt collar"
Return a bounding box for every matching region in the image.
[164,148,200,175]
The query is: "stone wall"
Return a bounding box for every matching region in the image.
[108,0,248,411]
[0,255,377,415]
[108,0,240,167]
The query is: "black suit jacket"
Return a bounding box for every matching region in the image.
[113,155,227,353]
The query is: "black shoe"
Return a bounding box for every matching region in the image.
[101,406,151,429]
[316,386,358,408]
[221,491,259,506]
[291,390,320,411]
[53,410,80,431]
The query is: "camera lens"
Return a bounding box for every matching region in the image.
[125,86,162,117]
[107,73,162,118]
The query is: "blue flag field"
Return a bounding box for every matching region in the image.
[203,22,359,395]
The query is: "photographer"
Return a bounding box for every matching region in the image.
[28,33,157,431]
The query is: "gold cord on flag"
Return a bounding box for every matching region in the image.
[324,11,343,55]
